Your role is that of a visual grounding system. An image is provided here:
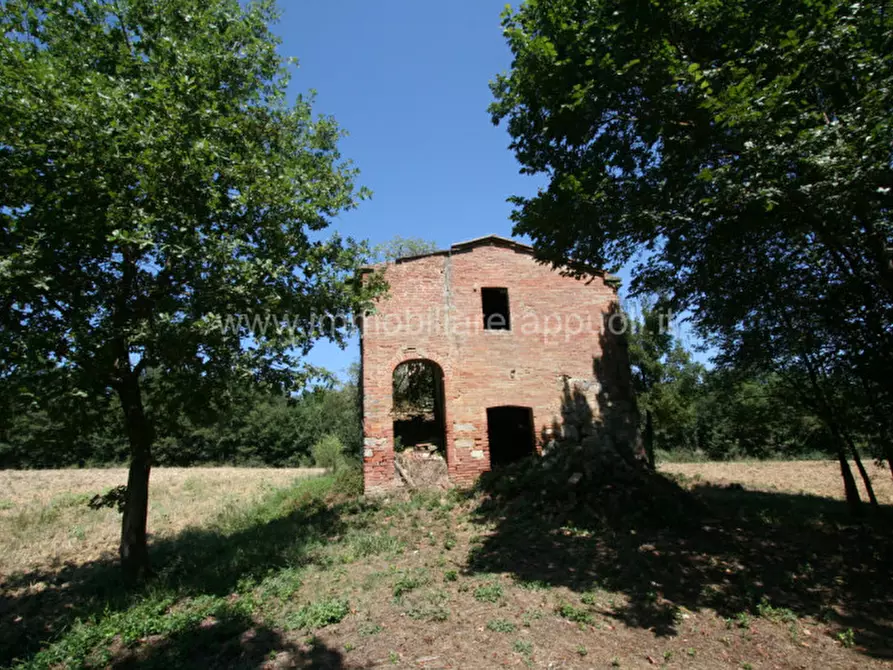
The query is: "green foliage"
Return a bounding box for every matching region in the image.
[490,0,893,496]
[87,486,128,513]
[487,619,517,633]
[372,236,439,263]
[555,603,594,625]
[627,306,838,462]
[392,570,429,598]
[312,434,346,470]
[332,463,365,498]
[837,628,856,648]
[512,639,533,655]
[473,580,504,603]
[282,598,350,632]
[0,372,364,468]
[0,0,384,570]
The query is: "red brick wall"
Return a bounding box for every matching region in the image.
[361,242,634,491]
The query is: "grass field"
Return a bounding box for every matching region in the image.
[1,461,891,669]
[660,459,893,505]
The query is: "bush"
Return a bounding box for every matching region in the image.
[332,460,363,496]
[312,433,345,470]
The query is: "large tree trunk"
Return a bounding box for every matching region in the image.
[117,373,153,580]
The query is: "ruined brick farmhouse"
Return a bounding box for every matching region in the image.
[359,235,639,492]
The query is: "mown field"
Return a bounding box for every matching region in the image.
[1,461,891,669]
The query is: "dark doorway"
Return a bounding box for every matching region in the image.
[392,359,446,456]
[486,406,535,467]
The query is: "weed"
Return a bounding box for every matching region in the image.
[580,590,600,605]
[393,569,430,598]
[513,639,533,655]
[487,619,516,633]
[663,649,673,662]
[389,651,400,664]
[358,622,383,636]
[837,628,855,648]
[258,566,303,600]
[728,612,751,629]
[611,657,621,667]
[443,531,457,550]
[522,610,543,627]
[517,578,548,591]
[406,603,450,622]
[556,603,594,625]
[577,645,588,657]
[345,531,404,561]
[344,642,354,652]
[443,569,458,582]
[473,580,504,603]
[282,598,350,631]
[756,597,796,624]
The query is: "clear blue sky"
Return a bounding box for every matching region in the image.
[276,1,703,378]
[277,0,548,378]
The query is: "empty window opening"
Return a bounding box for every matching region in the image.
[482,287,511,330]
[392,359,446,457]
[486,406,535,467]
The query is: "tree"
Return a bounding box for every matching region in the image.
[490,0,893,501]
[626,303,702,468]
[0,0,383,577]
[372,236,439,263]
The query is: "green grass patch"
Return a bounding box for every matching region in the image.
[473,580,504,603]
[486,618,516,633]
[282,598,350,632]
[556,602,594,625]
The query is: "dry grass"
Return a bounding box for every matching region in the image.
[0,467,324,579]
[660,459,893,505]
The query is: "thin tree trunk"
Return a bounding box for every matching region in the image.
[797,348,863,516]
[644,408,655,470]
[859,375,893,481]
[117,372,153,580]
[844,431,879,508]
[835,442,863,516]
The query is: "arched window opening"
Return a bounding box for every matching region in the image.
[392,359,446,458]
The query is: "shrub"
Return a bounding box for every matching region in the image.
[332,461,363,496]
[312,433,346,470]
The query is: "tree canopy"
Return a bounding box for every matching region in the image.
[491,0,893,507]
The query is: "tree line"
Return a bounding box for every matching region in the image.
[627,306,865,465]
[0,368,363,470]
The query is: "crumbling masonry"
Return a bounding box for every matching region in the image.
[360,235,640,491]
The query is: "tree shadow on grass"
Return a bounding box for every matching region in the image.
[0,484,370,667]
[110,609,348,670]
[466,471,893,659]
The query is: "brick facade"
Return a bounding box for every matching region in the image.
[360,236,638,491]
